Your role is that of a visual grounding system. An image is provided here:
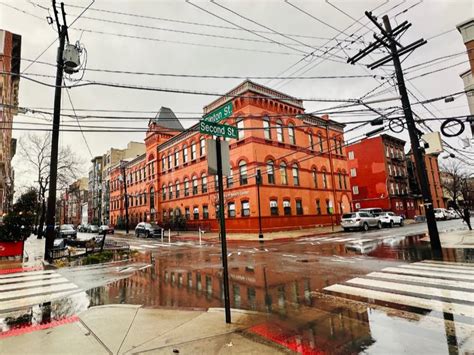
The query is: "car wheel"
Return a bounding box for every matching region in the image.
[377,221,382,229]
[145,231,150,238]
[389,221,394,228]
[135,231,139,238]
[343,228,349,232]
[400,219,404,227]
[362,223,369,231]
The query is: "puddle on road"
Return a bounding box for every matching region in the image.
[1,234,473,353]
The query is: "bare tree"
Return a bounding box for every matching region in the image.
[18,133,85,237]
[440,160,466,209]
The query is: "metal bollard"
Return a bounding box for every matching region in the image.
[161,228,164,243]
[168,229,171,244]
[199,227,202,246]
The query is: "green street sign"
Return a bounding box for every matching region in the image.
[200,120,238,139]
[203,102,233,123]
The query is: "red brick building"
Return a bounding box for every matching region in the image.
[347,135,417,218]
[406,152,446,214]
[109,81,352,232]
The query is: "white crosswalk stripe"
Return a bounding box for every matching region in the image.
[0,270,81,313]
[324,261,474,318]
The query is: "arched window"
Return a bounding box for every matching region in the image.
[183,144,188,163]
[184,178,189,196]
[174,149,179,166]
[239,161,248,185]
[338,172,343,189]
[266,160,275,184]
[308,131,314,150]
[192,176,198,195]
[237,117,244,140]
[280,162,288,185]
[139,194,142,205]
[322,170,328,189]
[150,187,155,208]
[144,191,147,204]
[292,164,299,186]
[263,116,271,140]
[288,123,296,145]
[318,133,324,152]
[312,168,318,188]
[191,142,197,160]
[162,184,166,200]
[227,168,234,188]
[175,180,180,198]
[276,120,284,142]
[168,183,173,199]
[200,138,206,156]
[201,173,208,193]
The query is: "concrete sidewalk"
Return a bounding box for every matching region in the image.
[421,228,474,248]
[0,305,284,354]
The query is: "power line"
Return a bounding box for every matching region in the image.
[185,0,310,56]
[15,55,382,80]
[63,82,94,158]
[61,1,359,43]
[3,70,404,103]
[210,0,350,62]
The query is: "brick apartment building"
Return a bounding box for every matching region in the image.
[109,81,352,232]
[0,30,21,215]
[347,135,417,218]
[406,151,446,213]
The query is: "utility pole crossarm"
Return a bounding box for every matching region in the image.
[345,10,442,256]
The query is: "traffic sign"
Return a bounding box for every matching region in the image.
[200,120,238,139]
[203,102,233,123]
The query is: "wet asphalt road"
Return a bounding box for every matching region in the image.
[1,218,473,353]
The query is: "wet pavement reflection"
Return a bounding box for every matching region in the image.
[1,233,473,353]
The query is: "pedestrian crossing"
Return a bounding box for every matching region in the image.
[302,235,393,245]
[324,260,474,319]
[0,270,81,314]
[130,241,196,251]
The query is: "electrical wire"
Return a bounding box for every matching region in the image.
[63,82,94,158]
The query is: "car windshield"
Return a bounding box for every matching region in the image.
[150,224,160,229]
[342,213,356,219]
[434,209,441,212]
[60,225,73,231]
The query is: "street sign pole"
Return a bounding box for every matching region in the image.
[216,137,231,324]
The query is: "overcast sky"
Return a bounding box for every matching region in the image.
[1,0,473,190]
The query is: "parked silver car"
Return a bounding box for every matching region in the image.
[341,212,382,231]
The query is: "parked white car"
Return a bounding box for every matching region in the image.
[341,212,382,232]
[446,209,459,219]
[378,212,404,227]
[434,208,449,220]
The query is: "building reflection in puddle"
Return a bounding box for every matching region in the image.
[82,246,469,353]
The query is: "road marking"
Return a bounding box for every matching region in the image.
[0,283,79,301]
[367,272,474,290]
[414,262,474,271]
[0,290,81,313]
[0,270,81,313]
[0,270,56,280]
[346,277,474,303]
[0,277,71,291]
[282,254,297,258]
[398,264,473,275]
[325,261,474,318]
[382,267,474,281]
[325,284,474,318]
[420,260,474,267]
[0,273,62,285]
